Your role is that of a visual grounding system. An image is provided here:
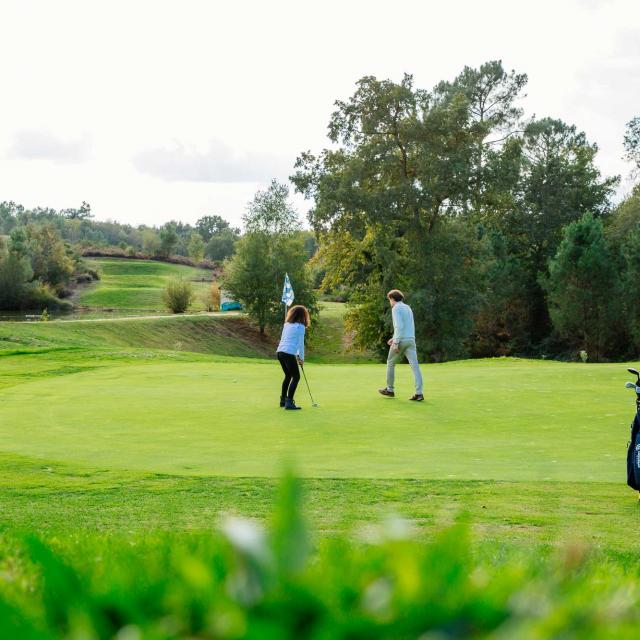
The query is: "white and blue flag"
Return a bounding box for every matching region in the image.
[281,273,294,307]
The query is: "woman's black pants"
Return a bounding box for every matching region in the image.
[277,351,300,400]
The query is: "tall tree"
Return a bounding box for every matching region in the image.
[622,227,640,354]
[187,232,205,262]
[434,60,527,216]
[243,180,300,235]
[8,227,30,258]
[469,230,533,357]
[195,215,234,241]
[142,228,161,256]
[516,118,617,257]
[0,201,22,234]
[544,213,620,361]
[62,201,93,220]
[223,233,316,334]
[505,118,618,345]
[624,116,640,173]
[224,183,315,334]
[0,251,33,310]
[158,223,178,258]
[26,224,74,293]
[606,184,640,243]
[205,228,238,261]
[292,67,510,359]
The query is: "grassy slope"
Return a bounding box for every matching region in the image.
[0,300,367,362]
[0,314,274,364]
[77,257,214,311]
[309,301,376,363]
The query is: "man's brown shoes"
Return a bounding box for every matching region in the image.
[379,389,424,401]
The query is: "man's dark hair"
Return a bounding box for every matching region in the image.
[386,289,404,302]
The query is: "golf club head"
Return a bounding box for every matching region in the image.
[626,381,636,389]
[628,367,640,377]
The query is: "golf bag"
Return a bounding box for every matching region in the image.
[627,413,640,491]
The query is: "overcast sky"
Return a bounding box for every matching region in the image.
[1,0,638,228]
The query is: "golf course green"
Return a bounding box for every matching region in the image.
[0,358,630,481]
[1,304,639,552]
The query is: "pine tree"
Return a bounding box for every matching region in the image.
[545,213,620,360]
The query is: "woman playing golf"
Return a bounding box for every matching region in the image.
[276,304,310,410]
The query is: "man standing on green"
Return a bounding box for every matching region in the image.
[378,289,424,401]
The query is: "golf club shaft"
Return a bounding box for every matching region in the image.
[300,365,317,405]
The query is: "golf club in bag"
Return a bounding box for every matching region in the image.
[624,367,640,496]
[300,364,318,408]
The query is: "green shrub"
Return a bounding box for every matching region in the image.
[162,277,194,313]
[22,283,73,313]
[0,251,32,309]
[200,279,221,312]
[1,476,640,639]
[211,280,221,311]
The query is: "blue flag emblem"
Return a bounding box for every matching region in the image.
[281,273,294,307]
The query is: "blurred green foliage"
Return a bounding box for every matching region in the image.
[1,475,639,639]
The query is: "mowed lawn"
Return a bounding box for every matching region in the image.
[0,357,632,481]
[77,258,214,311]
[1,312,639,553]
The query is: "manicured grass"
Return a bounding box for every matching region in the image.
[0,311,638,558]
[77,258,214,311]
[1,286,639,635]
[0,357,631,481]
[1,453,639,554]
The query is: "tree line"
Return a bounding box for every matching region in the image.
[284,60,640,362]
[0,202,243,263]
[0,203,243,311]
[3,59,640,363]
[0,187,318,316]
[0,224,96,312]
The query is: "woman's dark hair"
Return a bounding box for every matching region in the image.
[386,289,404,302]
[286,305,311,327]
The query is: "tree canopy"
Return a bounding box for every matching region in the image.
[292,61,620,360]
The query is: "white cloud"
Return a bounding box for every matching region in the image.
[132,139,290,183]
[577,0,613,8]
[8,130,91,164]
[0,0,638,225]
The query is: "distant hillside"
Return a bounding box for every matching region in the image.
[76,258,215,313]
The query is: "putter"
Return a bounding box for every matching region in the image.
[300,364,319,407]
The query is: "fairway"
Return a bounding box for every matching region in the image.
[77,258,214,311]
[1,313,639,552]
[0,357,630,481]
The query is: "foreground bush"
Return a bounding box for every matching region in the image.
[162,277,194,313]
[1,477,639,639]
